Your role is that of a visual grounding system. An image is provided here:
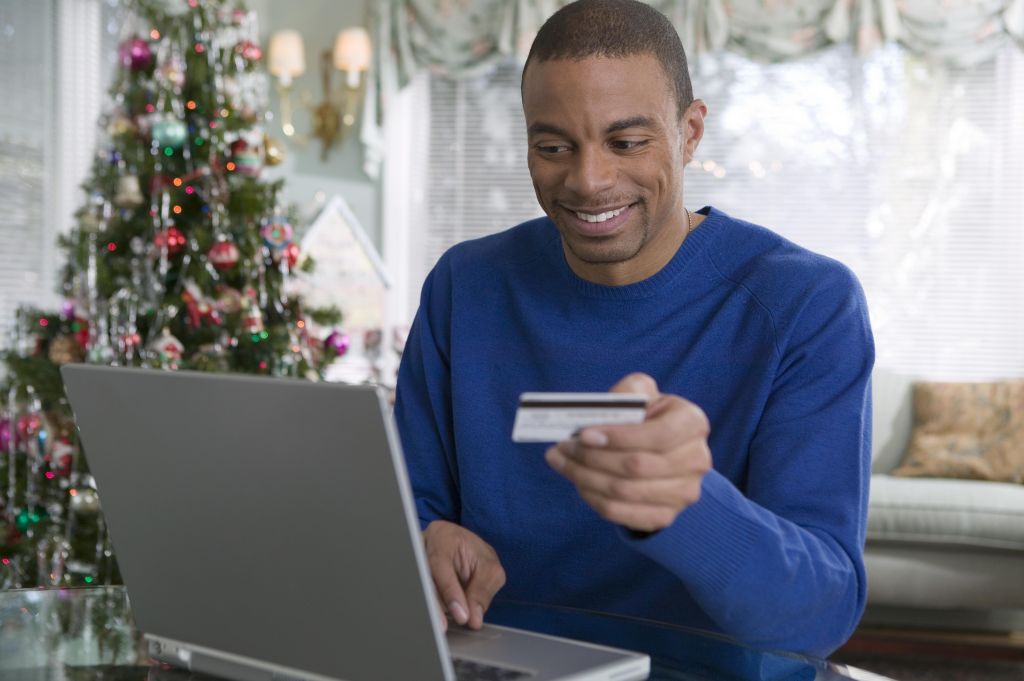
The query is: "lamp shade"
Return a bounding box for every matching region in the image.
[333,27,372,73]
[268,30,305,85]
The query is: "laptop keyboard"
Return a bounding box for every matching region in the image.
[452,657,532,680]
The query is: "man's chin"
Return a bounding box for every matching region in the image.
[562,234,644,266]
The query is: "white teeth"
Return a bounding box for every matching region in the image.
[575,206,626,223]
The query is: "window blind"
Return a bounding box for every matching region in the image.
[0,0,106,352]
[0,0,56,347]
[397,44,1024,380]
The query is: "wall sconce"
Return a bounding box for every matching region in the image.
[267,27,372,161]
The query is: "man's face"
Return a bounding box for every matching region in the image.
[522,54,705,286]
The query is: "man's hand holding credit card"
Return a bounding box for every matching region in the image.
[527,373,713,534]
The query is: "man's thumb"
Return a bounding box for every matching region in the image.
[610,372,659,400]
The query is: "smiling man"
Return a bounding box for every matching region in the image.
[394,0,874,658]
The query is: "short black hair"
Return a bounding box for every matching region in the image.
[523,0,693,115]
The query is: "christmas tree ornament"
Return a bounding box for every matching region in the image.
[260,217,293,251]
[119,37,154,71]
[234,40,262,62]
[60,300,76,320]
[51,439,75,478]
[48,336,84,366]
[0,418,13,453]
[73,317,90,349]
[242,302,265,333]
[152,118,188,149]
[148,327,184,364]
[159,54,187,89]
[229,138,262,177]
[215,285,244,314]
[107,116,135,138]
[18,413,42,441]
[263,134,286,166]
[283,242,301,269]
[153,226,187,255]
[324,330,350,357]
[114,175,145,208]
[182,280,223,327]
[208,240,240,271]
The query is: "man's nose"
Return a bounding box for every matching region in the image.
[564,146,616,198]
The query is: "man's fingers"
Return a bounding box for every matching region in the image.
[435,593,449,633]
[463,560,507,629]
[557,438,711,479]
[428,556,470,626]
[580,395,709,452]
[609,372,659,400]
[551,449,705,506]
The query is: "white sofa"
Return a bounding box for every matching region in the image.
[863,370,1024,630]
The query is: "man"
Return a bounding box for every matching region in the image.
[394,0,873,658]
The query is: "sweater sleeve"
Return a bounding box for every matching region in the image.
[393,260,461,530]
[623,267,874,657]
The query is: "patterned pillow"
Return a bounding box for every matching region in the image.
[891,380,1024,484]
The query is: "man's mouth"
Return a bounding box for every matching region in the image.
[573,205,629,223]
[562,202,637,236]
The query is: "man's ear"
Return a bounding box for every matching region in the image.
[680,99,708,165]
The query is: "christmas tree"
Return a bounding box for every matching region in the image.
[0,0,345,589]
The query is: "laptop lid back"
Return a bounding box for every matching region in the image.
[61,365,451,681]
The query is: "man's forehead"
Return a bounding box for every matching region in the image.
[522,54,676,129]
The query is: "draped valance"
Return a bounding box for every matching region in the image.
[360,0,1024,175]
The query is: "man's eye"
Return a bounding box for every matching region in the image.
[536,144,570,154]
[611,140,646,151]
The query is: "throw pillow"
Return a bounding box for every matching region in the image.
[891,379,1024,484]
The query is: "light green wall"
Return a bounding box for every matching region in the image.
[252,0,380,246]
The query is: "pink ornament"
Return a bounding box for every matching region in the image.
[260,218,293,251]
[235,40,262,61]
[0,418,13,452]
[17,414,42,439]
[119,37,154,71]
[324,330,350,357]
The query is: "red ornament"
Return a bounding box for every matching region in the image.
[74,317,90,349]
[208,240,240,270]
[154,226,186,255]
[284,242,300,268]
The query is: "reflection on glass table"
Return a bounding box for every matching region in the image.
[0,587,894,681]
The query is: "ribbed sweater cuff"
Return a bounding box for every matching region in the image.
[619,470,760,596]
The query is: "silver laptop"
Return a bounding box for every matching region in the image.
[61,365,650,681]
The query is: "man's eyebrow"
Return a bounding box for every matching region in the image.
[527,121,571,138]
[605,116,658,133]
[527,116,659,138]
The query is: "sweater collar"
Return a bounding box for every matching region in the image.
[555,206,720,300]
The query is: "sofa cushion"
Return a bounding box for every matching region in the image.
[891,379,1024,483]
[868,475,1024,551]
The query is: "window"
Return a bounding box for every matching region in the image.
[0,0,107,351]
[384,44,1024,380]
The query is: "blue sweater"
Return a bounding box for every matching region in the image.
[394,207,874,657]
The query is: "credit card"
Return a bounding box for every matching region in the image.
[512,392,648,443]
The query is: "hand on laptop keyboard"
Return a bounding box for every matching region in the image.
[424,520,507,632]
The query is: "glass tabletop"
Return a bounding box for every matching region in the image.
[0,587,893,681]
